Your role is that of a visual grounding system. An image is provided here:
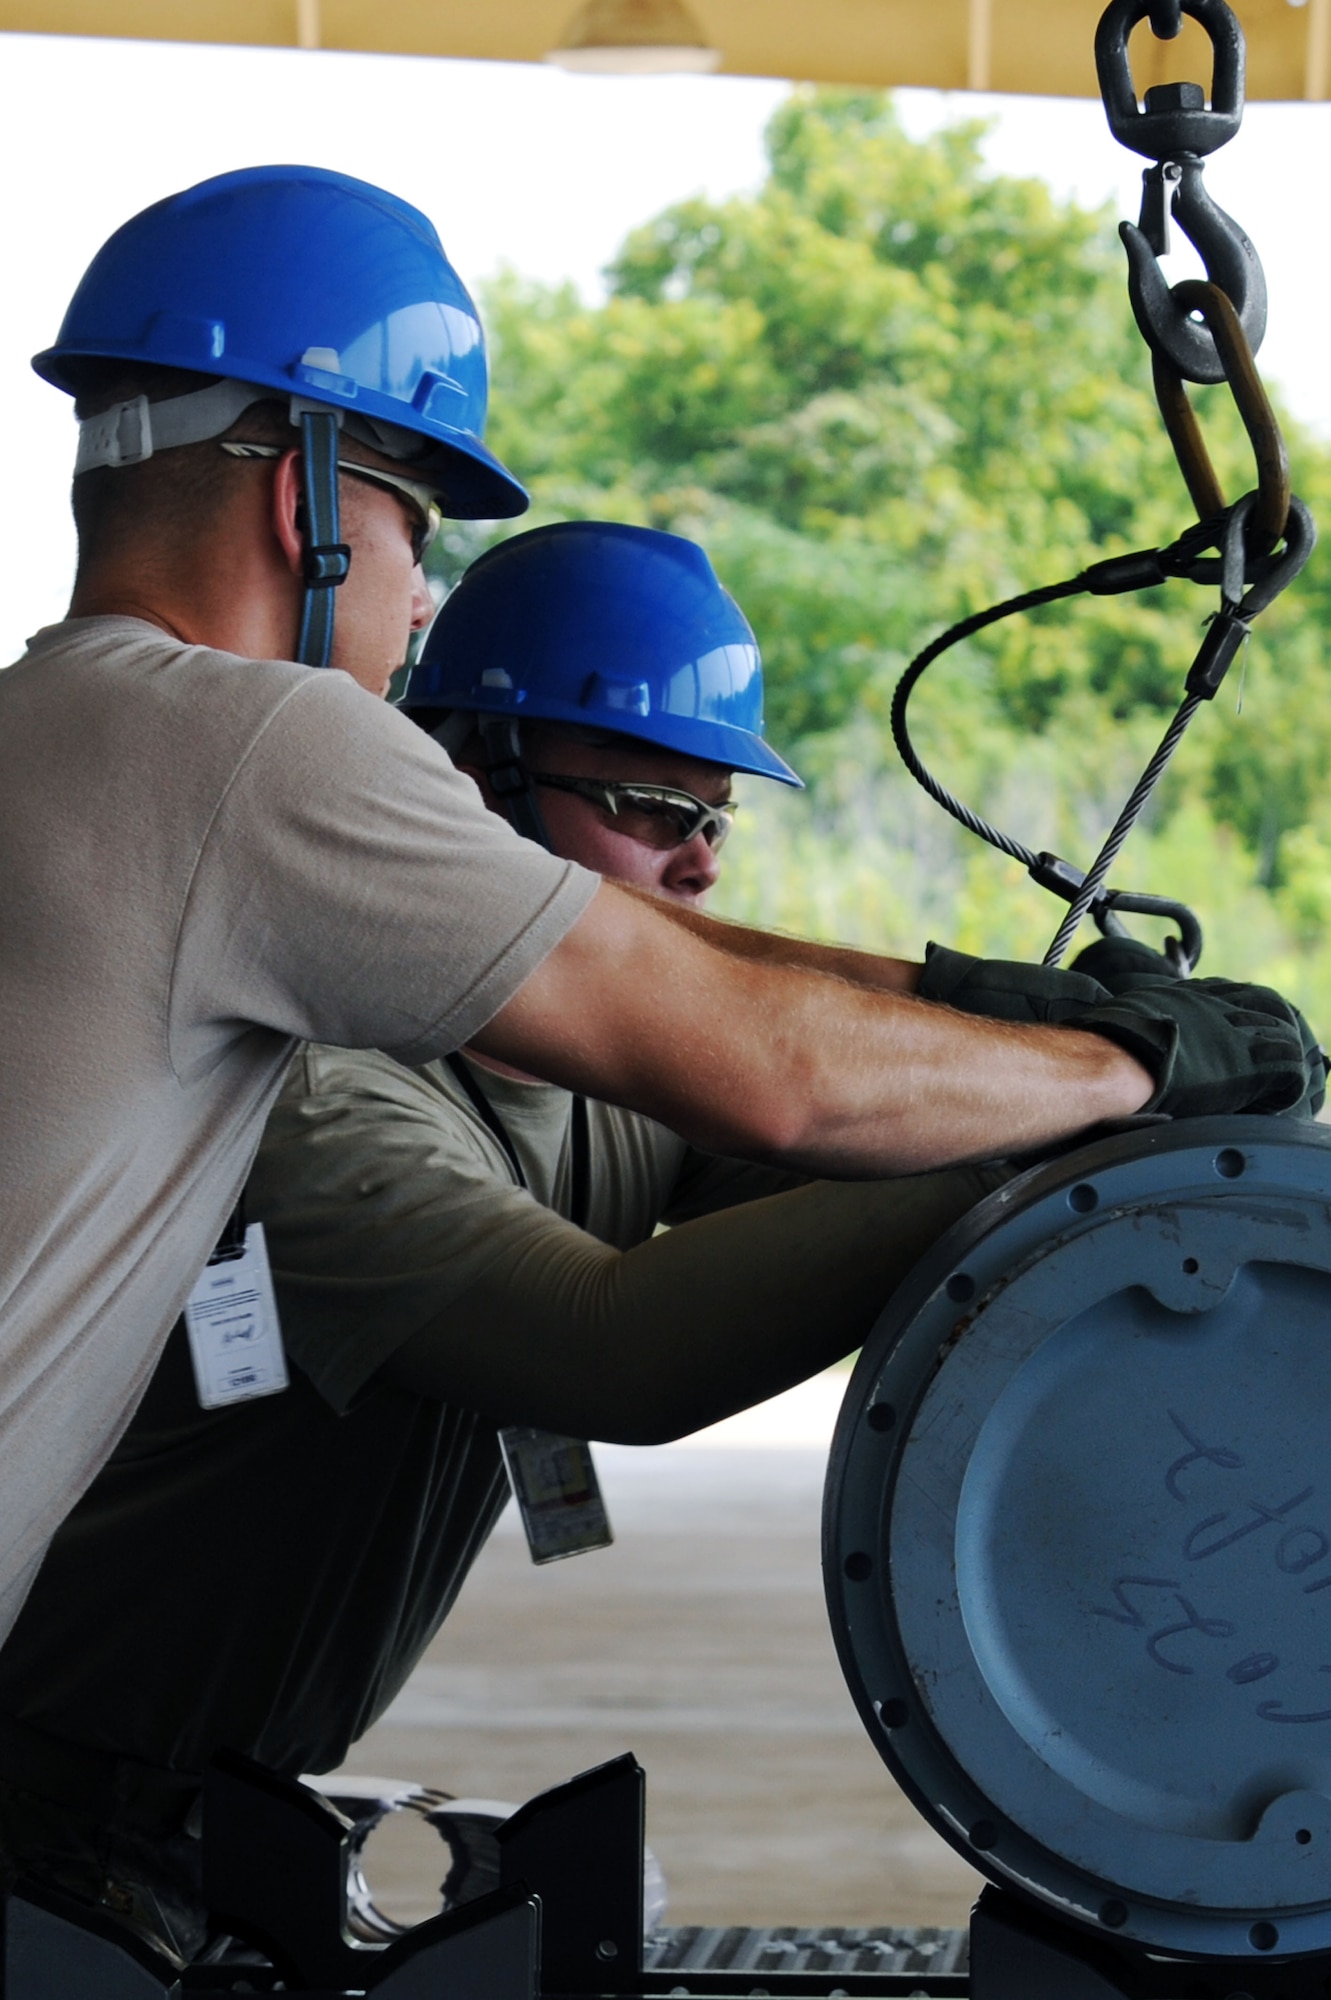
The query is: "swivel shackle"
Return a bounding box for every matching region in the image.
[1095,0,1244,160]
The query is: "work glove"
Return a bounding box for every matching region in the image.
[917,943,1111,1022]
[1070,935,1182,992]
[1071,939,1327,1118]
[1289,1008,1329,1118]
[1065,976,1323,1120]
[919,943,1325,1119]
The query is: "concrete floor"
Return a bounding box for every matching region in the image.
[332,1438,984,1933]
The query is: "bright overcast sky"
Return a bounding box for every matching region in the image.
[0,30,1327,663]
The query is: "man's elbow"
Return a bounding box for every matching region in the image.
[681,1058,827,1166]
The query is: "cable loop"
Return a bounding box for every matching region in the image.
[1151,281,1289,546]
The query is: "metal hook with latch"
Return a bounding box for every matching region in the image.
[1125,157,1267,383]
[1095,0,1267,383]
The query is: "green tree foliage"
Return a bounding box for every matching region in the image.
[453,89,1331,1017]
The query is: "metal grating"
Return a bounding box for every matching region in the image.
[645,1926,970,1979]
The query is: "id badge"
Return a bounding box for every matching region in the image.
[183,1223,289,1409]
[498,1428,613,1565]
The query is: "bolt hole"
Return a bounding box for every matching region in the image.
[596,1940,619,1961]
[1215,1147,1246,1180]
[946,1272,975,1303]
[1099,1900,1128,1930]
[969,1819,997,1851]
[1297,1827,1313,1845]
[1249,1921,1279,1952]
[879,1698,909,1728]
[843,1551,873,1582]
[1068,1182,1099,1214]
[1182,1256,1199,1274]
[867,1402,896,1433]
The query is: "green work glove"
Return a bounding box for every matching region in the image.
[920,945,1325,1120]
[1280,997,1328,1119]
[1070,942,1327,1118]
[917,943,1111,1023]
[1067,976,1322,1120]
[1070,935,1182,993]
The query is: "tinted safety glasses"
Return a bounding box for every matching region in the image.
[221,440,443,567]
[524,771,737,851]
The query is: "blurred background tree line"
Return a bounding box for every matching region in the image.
[427,87,1331,1014]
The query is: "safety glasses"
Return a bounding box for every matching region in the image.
[221,441,444,567]
[524,770,737,851]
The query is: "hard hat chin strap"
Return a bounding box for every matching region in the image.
[294,409,352,668]
[478,716,554,851]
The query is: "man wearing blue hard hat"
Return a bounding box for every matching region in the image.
[0,507,1321,1970]
[0,161,1313,1700]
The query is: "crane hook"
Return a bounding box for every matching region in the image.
[1096,0,1266,384]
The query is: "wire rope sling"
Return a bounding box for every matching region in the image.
[891,0,1315,974]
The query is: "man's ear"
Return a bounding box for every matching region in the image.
[270,448,306,578]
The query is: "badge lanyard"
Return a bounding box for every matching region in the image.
[446,1055,612,1564]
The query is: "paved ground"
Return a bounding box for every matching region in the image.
[332,1387,984,1933]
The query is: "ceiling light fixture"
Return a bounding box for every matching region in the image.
[547,0,722,75]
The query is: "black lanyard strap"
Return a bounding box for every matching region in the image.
[445,1054,590,1231]
[209,1191,248,1265]
[569,1092,590,1234]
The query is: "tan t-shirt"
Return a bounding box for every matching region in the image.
[0,616,597,1638]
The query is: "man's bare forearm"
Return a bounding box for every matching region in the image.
[473,881,1152,1175]
[644,891,921,993]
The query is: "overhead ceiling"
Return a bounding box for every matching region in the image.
[2,0,1327,100]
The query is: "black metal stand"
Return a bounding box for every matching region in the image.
[970,1886,1331,2000]
[6,1756,1331,1998]
[498,1752,644,1994]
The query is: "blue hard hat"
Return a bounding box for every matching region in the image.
[411,522,801,785]
[34,164,526,521]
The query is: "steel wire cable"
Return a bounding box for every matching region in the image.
[1042,692,1203,964]
[888,577,1085,873]
[890,577,1213,966]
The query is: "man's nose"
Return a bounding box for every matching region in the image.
[410,568,435,632]
[661,830,722,902]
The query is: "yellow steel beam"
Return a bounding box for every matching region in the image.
[0,0,1323,100]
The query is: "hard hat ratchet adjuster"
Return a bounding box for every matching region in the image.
[477,715,554,851]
